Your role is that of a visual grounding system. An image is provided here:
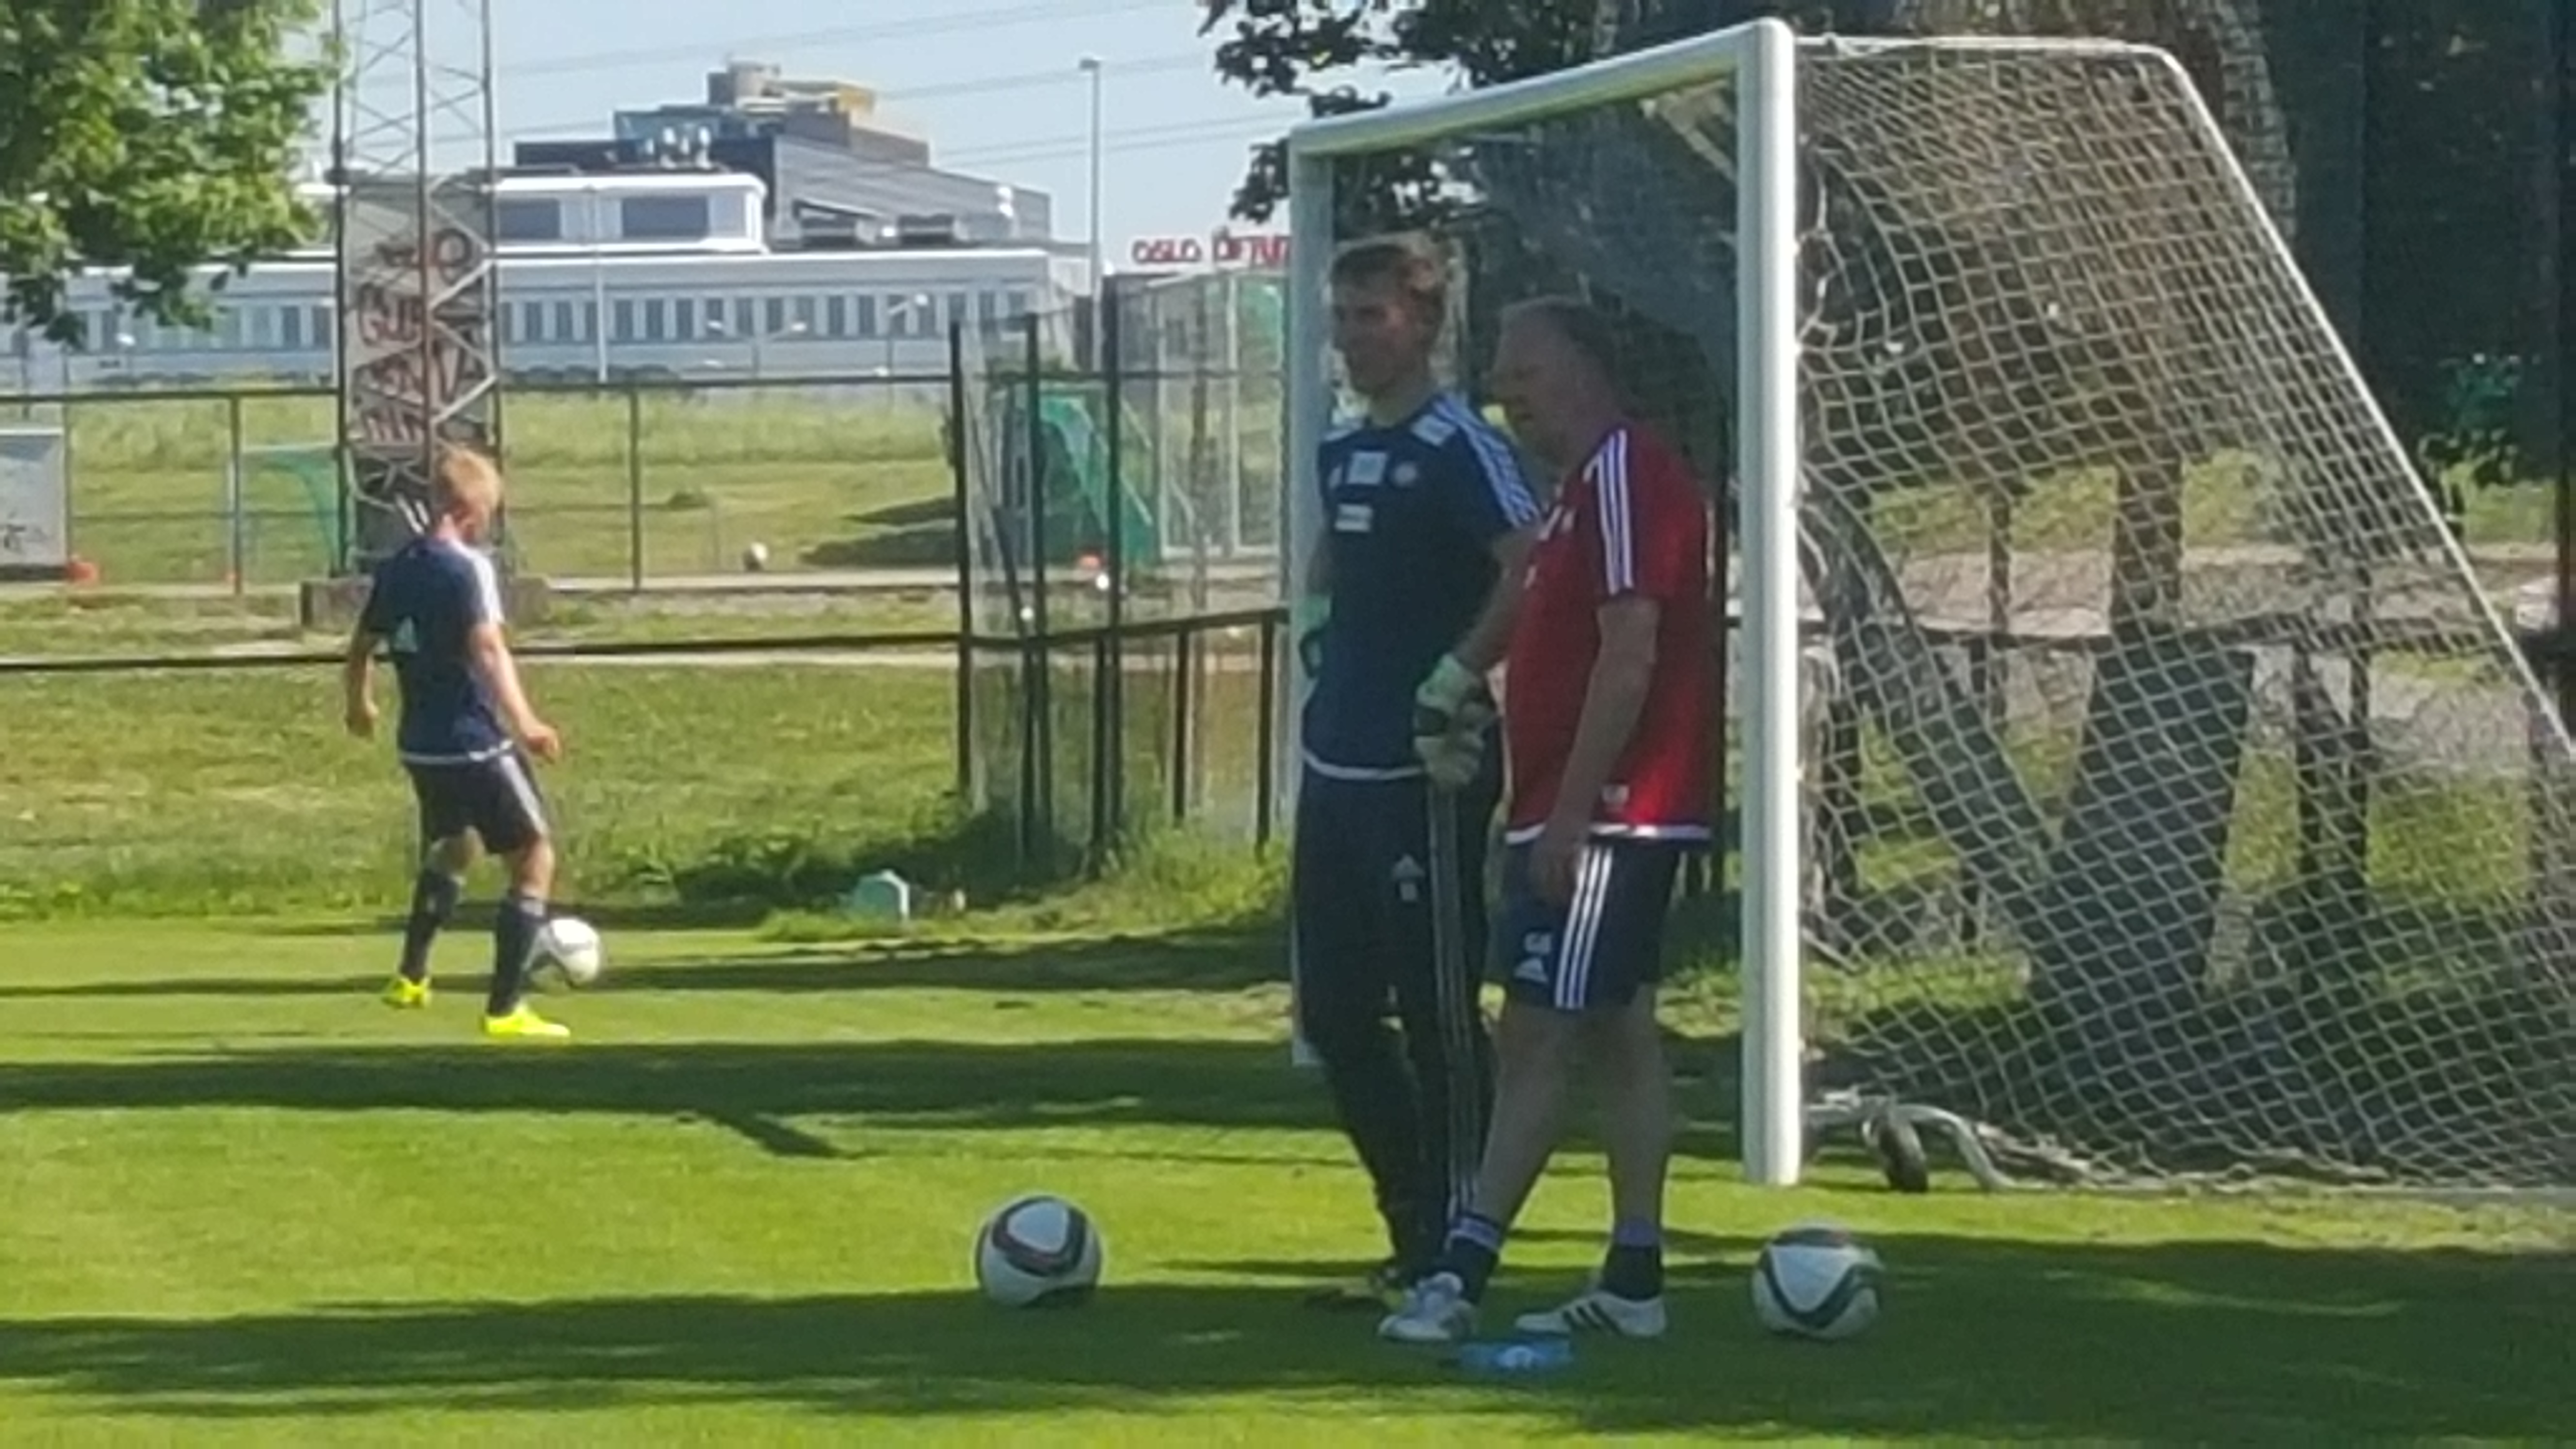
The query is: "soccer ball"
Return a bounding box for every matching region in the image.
[532,915,604,988]
[741,541,770,572]
[974,1193,1103,1307]
[1751,1222,1882,1341]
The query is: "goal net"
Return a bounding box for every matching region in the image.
[1284,25,2576,1191]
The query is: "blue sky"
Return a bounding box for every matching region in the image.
[483,0,1449,255]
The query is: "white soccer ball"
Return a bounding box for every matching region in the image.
[1751,1222,1883,1341]
[741,541,770,572]
[974,1193,1103,1307]
[533,915,604,988]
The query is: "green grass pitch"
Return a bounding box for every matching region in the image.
[0,918,2563,1445]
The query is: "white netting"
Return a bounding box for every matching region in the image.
[1310,37,2576,1189]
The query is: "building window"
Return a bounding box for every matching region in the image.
[496,198,564,243]
[619,194,710,242]
[312,305,334,347]
[612,299,637,343]
[282,306,305,350]
[763,297,787,336]
[732,298,755,338]
[583,301,599,343]
[825,295,848,338]
[977,291,1002,326]
[674,298,696,339]
[703,298,727,337]
[556,301,579,341]
[945,292,968,335]
[854,295,877,338]
[644,298,668,342]
[1007,290,1031,320]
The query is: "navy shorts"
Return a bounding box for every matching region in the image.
[1497,838,1685,1012]
[405,751,550,856]
[1290,766,1497,1028]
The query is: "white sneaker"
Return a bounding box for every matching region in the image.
[1378,1270,1477,1344]
[1513,1279,1668,1339]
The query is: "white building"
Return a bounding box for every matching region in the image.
[14,167,1090,393]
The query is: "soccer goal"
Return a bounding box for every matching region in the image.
[1280,20,2576,1193]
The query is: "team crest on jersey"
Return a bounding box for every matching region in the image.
[1411,411,1459,447]
[1345,451,1389,487]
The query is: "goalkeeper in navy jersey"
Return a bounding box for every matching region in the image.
[342,446,572,1041]
[1294,234,1544,1306]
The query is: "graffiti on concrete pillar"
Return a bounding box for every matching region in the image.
[338,175,500,564]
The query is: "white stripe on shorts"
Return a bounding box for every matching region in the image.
[1553,846,1614,1013]
[495,751,550,842]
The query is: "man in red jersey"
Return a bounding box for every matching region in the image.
[1382,296,1713,1347]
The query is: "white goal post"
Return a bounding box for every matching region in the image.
[1278,19,2576,1193]
[1285,19,1810,1186]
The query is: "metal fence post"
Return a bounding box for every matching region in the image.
[1024,311,1054,862]
[1171,623,1195,824]
[225,394,247,594]
[1255,609,1280,851]
[626,384,644,592]
[58,393,75,567]
[1100,276,1127,856]
[947,318,976,805]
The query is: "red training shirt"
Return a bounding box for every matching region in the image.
[1501,421,1714,845]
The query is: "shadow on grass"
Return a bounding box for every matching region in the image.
[255,899,786,938]
[803,496,960,570]
[0,1037,1323,1137]
[0,1027,1756,1168]
[0,926,1283,1002]
[0,1235,2562,1437]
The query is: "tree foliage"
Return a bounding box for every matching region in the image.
[1201,0,2310,225]
[1197,0,1597,226]
[0,0,332,346]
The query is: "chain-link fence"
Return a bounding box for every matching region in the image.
[954,288,1288,877]
[3,374,958,592]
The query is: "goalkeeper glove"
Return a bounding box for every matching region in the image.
[1412,654,1484,737]
[1293,594,1330,678]
[1416,691,1496,793]
[1412,654,1495,792]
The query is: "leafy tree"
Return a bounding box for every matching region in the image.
[1201,0,2307,226]
[0,0,331,346]
[1197,0,1596,229]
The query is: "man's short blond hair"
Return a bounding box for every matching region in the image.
[432,444,503,517]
